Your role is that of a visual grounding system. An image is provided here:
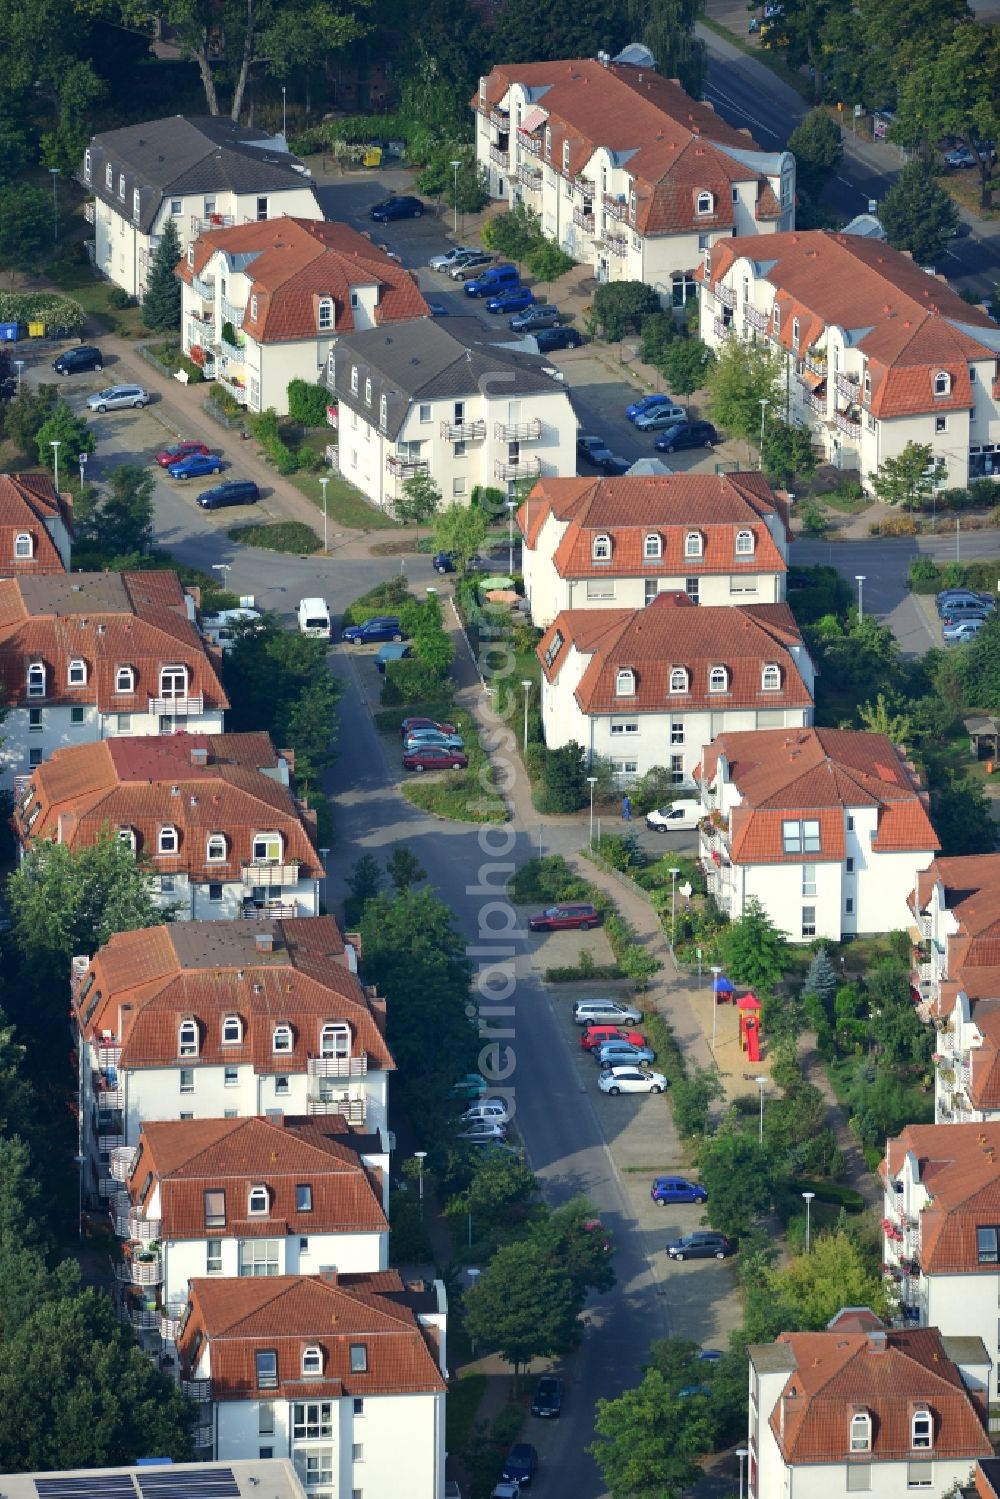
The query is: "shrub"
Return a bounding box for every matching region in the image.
[490,1403,525,1448]
[508,855,589,905]
[790,1178,864,1212]
[287,378,329,428]
[227,522,321,554]
[178,355,203,384]
[249,408,300,473]
[107,286,131,310]
[869,514,919,536]
[210,385,244,419]
[342,577,411,627]
[382,659,452,705]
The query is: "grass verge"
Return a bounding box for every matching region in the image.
[376,700,508,825]
[46,253,148,337]
[446,1372,488,1456]
[290,456,400,532]
[228,520,323,553]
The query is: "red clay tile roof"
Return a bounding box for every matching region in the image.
[127,1115,387,1239]
[767,1325,990,1463]
[709,231,999,419]
[0,570,227,711]
[180,218,429,342]
[72,916,393,1074]
[538,594,812,716]
[885,1123,1000,1274]
[0,474,72,574]
[914,856,1000,998]
[17,732,321,879]
[179,1271,446,1399]
[702,727,939,865]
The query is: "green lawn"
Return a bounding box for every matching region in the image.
[446,1372,488,1455]
[288,433,399,532]
[46,254,148,337]
[228,521,322,554]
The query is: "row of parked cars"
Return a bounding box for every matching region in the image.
[937,587,995,645]
[427,245,584,353]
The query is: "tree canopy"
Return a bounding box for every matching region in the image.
[74,464,155,560]
[463,1237,580,1374]
[878,161,960,266]
[223,614,340,786]
[704,337,784,459]
[787,110,843,199]
[434,503,488,573]
[591,1367,713,1498]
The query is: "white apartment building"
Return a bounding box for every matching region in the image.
[518,469,790,628]
[537,591,814,785]
[474,55,794,304]
[177,1270,448,1496]
[327,317,577,511]
[72,917,394,1208]
[82,115,320,300]
[0,570,227,789]
[698,727,939,941]
[701,229,1000,489]
[179,218,430,415]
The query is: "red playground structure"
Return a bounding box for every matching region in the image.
[738,992,763,1063]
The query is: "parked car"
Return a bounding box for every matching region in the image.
[52,345,103,375]
[595,1042,657,1068]
[633,405,686,431]
[650,1175,708,1205]
[626,393,674,421]
[580,1025,646,1051]
[370,195,424,221]
[155,440,210,468]
[598,1066,668,1095]
[528,902,599,931]
[403,745,469,772]
[448,251,496,281]
[678,1384,714,1399]
[501,1445,538,1487]
[530,1376,563,1418]
[457,1119,507,1143]
[486,287,535,315]
[404,728,465,751]
[400,716,457,739]
[941,604,993,627]
[342,616,406,644]
[509,304,561,332]
[196,480,259,510]
[533,326,583,352]
[577,435,631,473]
[654,420,718,452]
[490,1485,520,1499]
[429,245,475,271]
[936,590,994,615]
[646,799,702,832]
[449,1073,486,1099]
[666,1231,734,1260]
[433,551,456,573]
[697,1348,724,1362]
[462,1099,509,1123]
[298,598,331,639]
[167,451,224,480]
[573,998,643,1027]
[465,264,520,298]
[944,618,986,645]
[86,384,148,412]
[944,145,977,168]
[375,642,411,672]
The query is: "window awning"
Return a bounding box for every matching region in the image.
[520,106,548,133]
[801,370,825,391]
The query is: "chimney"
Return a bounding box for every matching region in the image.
[265,1109,285,1127]
[255,932,274,954]
[867,1330,888,1354]
[190,746,209,768]
[319,1268,338,1284]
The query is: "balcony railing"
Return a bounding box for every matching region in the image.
[714,283,736,309]
[803,349,827,378]
[241,900,298,921]
[440,419,486,441]
[160,1312,183,1342]
[602,195,629,222]
[307,1054,368,1077]
[192,274,215,300]
[572,208,595,233]
[96,1042,122,1069]
[128,1305,160,1331]
[489,145,510,169]
[601,233,628,258]
[241,861,300,887]
[836,370,860,400]
[183,1378,213,1402]
[99,1129,126,1153]
[745,306,768,332]
[713,316,731,340]
[219,337,246,363]
[495,418,542,442]
[84,201,95,225]
[386,455,429,479]
[494,456,542,481]
[489,108,509,130]
[95,1074,123,1109]
[805,390,827,416]
[148,693,204,717]
[110,1145,138,1182]
[306,1096,366,1124]
[220,296,244,327]
[115,1250,163,1286]
[516,130,542,157]
[98,1176,117,1199]
[192,214,234,235]
[194,1426,214,1450]
[835,410,861,440]
[127,1209,161,1242]
[517,163,542,190]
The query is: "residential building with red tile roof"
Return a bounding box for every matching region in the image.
[72,916,392,1206]
[700,229,1000,490]
[697,727,939,941]
[748,1317,991,1499]
[15,731,321,922]
[177,1269,447,1489]
[0,569,227,790]
[0,1459,309,1499]
[0,472,73,578]
[179,217,430,415]
[537,591,813,785]
[881,1122,1000,1404]
[114,1114,389,1333]
[474,57,794,303]
[518,470,790,627]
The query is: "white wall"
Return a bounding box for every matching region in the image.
[160,1230,388,1306]
[0,703,226,792]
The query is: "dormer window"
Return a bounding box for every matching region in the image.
[206,833,227,862]
[187,245,194,268]
[350,1344,368,1373]
[253,832,282,864]
[696,190,713,215]
[735,529,754,555]
[615,668,635,697]
[273,1023,293,1054]
[933,371,951,397]
[222,1014,242,1045]
[14,532,33,559]
[850,1411,872,1452]
[118,826,137,852]
[250,295,258,321]
[318,297,333,331]
[248,1184,269,1215]
[115,665,134,694]
[544,126,552,160]
[302,1345,323,1376]
[592,533,612,562]
[669,667,689,694]
[684,531,703,559]
[792,317,800,350]
[863,369,872,403]
[761,663,781,691]
[629,191,636,220]
[351,365,359,394]
[84,150,92,184]
[118,173,125,201]
[158,825,178,855]
[132,189,140,223]
[67,658,87,686]
[365,377,372,406]
[320,1021,350,1058]
[379,395,387,429]
[27,662,45,698]
[105,163,113,191]
[773,307,781,334]
[178,1018,198,1057]
[709,665,729,693]
[911,1409,932,1450]
[159,665,187,699]
[562,141,570,172]
[644,534,662,560]
[543,631,564,669]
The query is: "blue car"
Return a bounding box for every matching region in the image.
[168,451,224,480]
[650,1175,708,1205]
[342,615,406,645]
[626,392,675,422]
[486,287,535,315]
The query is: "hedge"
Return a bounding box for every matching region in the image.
[341,577,410,628]
[790,1177,865,1212]
[0,291,86,336]
[908,557,1000,595]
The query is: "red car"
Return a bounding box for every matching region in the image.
[399,716,458,739]
[155,440,211,468]
[528,902,599,932]
[402,746,469,772]
[580,1025,646,1051]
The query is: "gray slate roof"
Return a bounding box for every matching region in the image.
[83,116,315,233]
[331,318,568,440]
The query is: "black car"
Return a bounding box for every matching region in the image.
[534,327,583,353]
[654,420,719,452]
[433,551,456,573]
[509,304,561,332]
[196,480,260,510]
[52,345,104,375]
[530,1375,563,1417]
[577,435,631,474]
[666,1231,734,1261]
[370,196,424,222]
[502,1444,539,1486]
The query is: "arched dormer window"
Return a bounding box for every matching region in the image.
[562,140,570,172]
[735,529,755,555]
[709,665,729,693]
[159,665,187,699]
[379,394,387,429]
[115,665,134,694]
[933,371,951,397]
[696,190,713,215]
[302,1345,323,1376]
[105,163,113,191]
[669,667,689,694]
[248,1184,268,1215]
[317,297,333,331]
[320,1022,350,1058]
[222,1014,242,1045]
[273,1023,293,1054]
[26,662,45,698]
[644,533,662,560]
[792,316,800,350]
[14,532,33,559]
[253,832,283,864]
[544,125,552,160]
[158,824,178,855]
[206,833,227,863]
[761,663,781,692]
[850,1411,871,1452]
[911,1409,932,1450]
[773,306,781,335]
[118,826,137,852]
[685,531,703,559]
[592,533,611,562]
[365,377,372,406]
[178,1018,198,1057]
[67,658,87,686]
[615,668,635,697]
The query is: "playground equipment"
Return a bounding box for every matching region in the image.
[738,992,763,1063]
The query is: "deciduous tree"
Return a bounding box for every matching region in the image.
[386,846,425,893]
[35,399,95,475]
[626,0,707,96]
[761,418,818,488]
[697,1130,774,1239]
[895,21,1000,209]
[768,1229,889,1327]
[490,0,626,64]
[590,1368,713,1498]
[704,336,784,460]
[223,615,341,787]
[868,441,946,509]
[787,110,844,198]
[718,896,790,992]
[463,1238,580,1377]
[660,337,713,412]
[396,473,441,524]
[433,503,488,573]
[539,740,587,813]
[592,282,661,342]
[74,464,154,558]
[0,187,51,276]
[879,161,959,266]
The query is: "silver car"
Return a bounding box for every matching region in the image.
[86,384,149,412]
[428,245,474,271]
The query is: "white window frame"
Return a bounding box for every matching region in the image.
[118,826,137,852]
[105,162,113,190]
[761,664,781,691]
[248,1184,269,1216]
[696,190,713,215]
[318,297,333,331]
[802,863,817,897]
[67,658,87,686]
[592,533,612,562]
[84,150,92,183]
[14,532,32,559]
[26,662,45,698]
[365,377,372,406]
[708,665,728,693]
[206,833,227,862]
[933,371,950,397]
[178,1018,198,1057]
[222,1014,242,1045]
[684,531,703,559]
[669,667,689,694]
[615,668,635,697]
[115,665,134,694]
[644,533,662,560]
[273,1023,293,1054]
[351,365,359,395]
[850,1412,872,1452]
[379,394,387,429]
[302,1344,323,1377]
[735,529,754,555]
[159,664,187,699]
[250,294,258,320]
[158,824,178,854]
[911,1410,932,1451]
[118,172,126,201]
[253,832,282,864]
[320,1022,350,1058]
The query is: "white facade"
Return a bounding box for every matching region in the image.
[146,869,320,922]
[932,993,1000,1125]
[2,697,225,789]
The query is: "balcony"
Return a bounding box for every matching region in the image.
[516,130,542,157]
[745,306,768,332]
[98,1176,117,1199]
[489,145,510,169]
[805,390,827,416]
[148,694,204,717]
[494,456,542,482]
[95,1073,123,1109]
[183,1378,213,1402]
[127,1208,161,1242]
[489,108,509,130]
[440,419,486,442]
[601,232,628,258]
[517,162,542,191]
[386,455,429,479]
[128,1305,160,1331]
[495,419,542,443]
[306,1095,366,1124]
[714,283,736,310]
[602,195,628,222]
[115,1248,163,1286]
[192,273,215,301]
[835,410,862,440]
[98,1127,125,1153]
[96,1042,122,1070]
[240,861,300,887]
[572,208,595,234]
[220,296,244,328]
[84,201,95,225]
[713,316,731,340]
[110,1145,138,1182]
[194,1426,214,1450]
[308,1054,368,1078]
[836,370,860,400]
[241,900,297,920]
[803,349,827,378]
[219,337,246,364]
[192,214,234,235]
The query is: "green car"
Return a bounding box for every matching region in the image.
[449,1073,487,1100]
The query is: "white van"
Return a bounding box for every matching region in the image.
[645,798,703,832]
[298,597,332,639]
[201,607,262,653]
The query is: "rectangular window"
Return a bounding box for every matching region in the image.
[802,864,816,897]
[117,713,132,733]
[977,1226,999,1264]
[644,579,658,606]
[28,708,42,732]
[208,883,223,903]
[28,748,42,769]
[803,819,820,852]
[206,1238,222,1274]
[224,1065,238,1087]
[354,1398,365,1416]
[299,1236,309,1251]
[259,1404,275,1435]
[419,403,432,423]
[350,1344,368,1373]
[256,196,268,220]
[586,579,616,600]
[907,1464,933,1489]
[610,721,639,736]
[685,578,700,604]
[296,1184,313,1212]
[801,906,816,939]
[302,1452,334,1488]
[452,478,467,497]
[670,723,684,746]
[275,1076,290,1096]
[352,1444,364,1462]
[935,416,947,434]
[204,1190,225,1228]
[846,856,854,874]
[670,755,684,786]
[180,1069,194,1095]
[259,1449,273,1461]
[160,875,175,894]
[847,815,854,832]
[293,1402,333,1439]
[846,897,854,914]
[239,1238,280,1276]
[782,819,802,855]
[255,1350,278,1389]
[71,706,85,725]
[847,1467,871,1492]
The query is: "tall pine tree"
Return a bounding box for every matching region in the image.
[143,216,182,332]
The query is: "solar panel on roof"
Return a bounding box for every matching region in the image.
[137,1470,240,1499]
[36,1478,137,1499]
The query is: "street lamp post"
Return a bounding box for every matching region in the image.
[414,1150,427,1221]
[319,846,330,913]
[450,159,462,236]
[855,574,865,621]
[319,476,329,553]
[212,562,231,591]
[668,866,680,948]
[521,679,532,752]
[282,85,287,139]
[737,1447,749,1499]
[758,399,768,470]
[506,499,517,574]
[755,1076,767,1144]
[587,776,598,848]
[79,452,87,490]
[802,1190,816,1253]
[710,963,722,1050]
[14,359,24,392]
[49,168,60,243]
[50,440,61,495]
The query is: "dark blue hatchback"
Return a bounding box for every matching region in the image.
[651,1175,708,1205]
